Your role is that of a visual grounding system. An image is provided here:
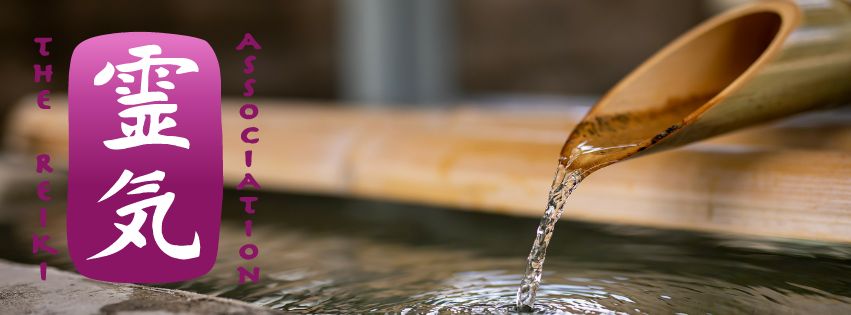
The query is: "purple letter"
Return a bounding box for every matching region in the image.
[37,180,50,201]
[240,103,258,119]
[236,33,262,51]
[238,266,260,284]
[37,90,50,109]
[243,78,255,97]
[37,154,53,173]
[33,65,53,83]
[237,173,261,190]
[239,243,258,260]
[40,262,47,280]
[245,150,253,167]
[241,127,259,144]
[34,37,53,56]
[243,55,256,74]
[32,234,58,254]
[244,220,253,237]
[240,196,258,214]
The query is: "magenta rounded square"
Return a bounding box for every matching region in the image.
[67,32,222,283]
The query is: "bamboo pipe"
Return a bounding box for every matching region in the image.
[5,97,851,242]
[563,0,851,172]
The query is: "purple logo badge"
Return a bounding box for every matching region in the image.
[68,32,222,283]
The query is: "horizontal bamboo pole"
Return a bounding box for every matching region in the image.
[6,96,851,242]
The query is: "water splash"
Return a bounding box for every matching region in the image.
[516,154,584,311]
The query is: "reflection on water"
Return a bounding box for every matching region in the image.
[2,190,851,313]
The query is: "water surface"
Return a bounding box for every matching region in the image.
[3,190,850,313]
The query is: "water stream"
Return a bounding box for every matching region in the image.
[516,156,583,311]
[516,95,714,311]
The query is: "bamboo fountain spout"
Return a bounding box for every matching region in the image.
[563,0,851,173]
[518,0,851,310]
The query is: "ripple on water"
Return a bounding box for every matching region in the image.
[5,194,851,314]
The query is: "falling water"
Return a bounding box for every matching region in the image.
[516,154,584,312]
[515,97,716,311]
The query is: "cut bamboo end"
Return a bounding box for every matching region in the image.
[6,96,851,242]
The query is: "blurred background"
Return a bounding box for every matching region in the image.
[3,2,851,314]
[0,0,747,115]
